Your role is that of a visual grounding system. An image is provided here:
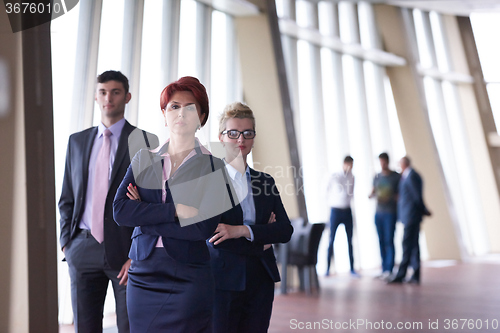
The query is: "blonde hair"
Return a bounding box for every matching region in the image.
[218,102,256,134]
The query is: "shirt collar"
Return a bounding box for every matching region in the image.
[402,167,412,179]
[153,137,212,157]
[225,162,250,181]
[97,118,126,139]
[336,170,352,178]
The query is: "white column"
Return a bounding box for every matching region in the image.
[196,2,212,89]
[161,0,181,85]
[296,0,329,223]
[339,1,377,270]
[122,0,145,125]
[359,2,393,162]
[320,1,349,170]
[195,2,212,141]
[281,0,301,154]
[226,15,241,103]
[71,0,103,131]
[145,0,181,142]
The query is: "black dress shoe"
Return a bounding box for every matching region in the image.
[387,276,404,284]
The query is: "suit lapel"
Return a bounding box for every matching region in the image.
[82,127,98,195]
[110,121,135,186]
[401,169,411,191]
[406,169,421,203]
[250,168,265,225]
[405,169,414,192]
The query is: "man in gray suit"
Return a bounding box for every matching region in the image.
[388,156,431,284]
[59,70,158,332]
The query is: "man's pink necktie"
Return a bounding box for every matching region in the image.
[91,129,112,243]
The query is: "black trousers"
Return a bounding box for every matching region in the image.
[213,256,275,333]
[395,221,421,280]
[327,207,355,273]
[65,230,129,333]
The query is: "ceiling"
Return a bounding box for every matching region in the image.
[384,0,500,16]
[208,0,500,17]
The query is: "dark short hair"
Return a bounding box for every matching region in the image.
[159,76,209,127]
[379,152,389,162]
[401,156,411,166]
[97,70,129,94]
[344,156,354,164]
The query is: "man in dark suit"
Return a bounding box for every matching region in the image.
[388,156,431,284]
[59,70,158,332]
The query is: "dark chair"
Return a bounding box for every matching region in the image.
[287,218,325,294]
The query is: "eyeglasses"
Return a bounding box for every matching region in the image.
[221,129,256,139]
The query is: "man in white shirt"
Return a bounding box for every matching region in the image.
[325,156,358,277]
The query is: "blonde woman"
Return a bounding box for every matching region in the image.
[208,102,293,333]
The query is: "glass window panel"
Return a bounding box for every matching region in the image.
[297,40,320,223]
[275,0,284,18]
[338,1,358,44]
[318,1,332,36]
[282,0,428,270]
[210,10,228,143]
[429,11,451,73]
[471,13,500,134]
[52,4,80,155]
[442,81,489,255]
[51,2,81,325]
[470,13,500,82]
[413,9,434,69]
[363,61,385,156]
[358,2,378,49]
[342,55,364,153]
[137,0,165,143]
[358,3,370,49]
[342,54,379,272]
[94,0,125,126]
[178,0,197,78]
[320,47,343,169]
[295,0,309,28]
[383,75,406,165]
[208,11,242,162]
[423,76,474,255]
[96,0,125,75]
[226,16,242,104]
[413,10,493,256]
[487,83,500,133]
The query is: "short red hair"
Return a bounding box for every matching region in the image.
[160,76,209,127]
